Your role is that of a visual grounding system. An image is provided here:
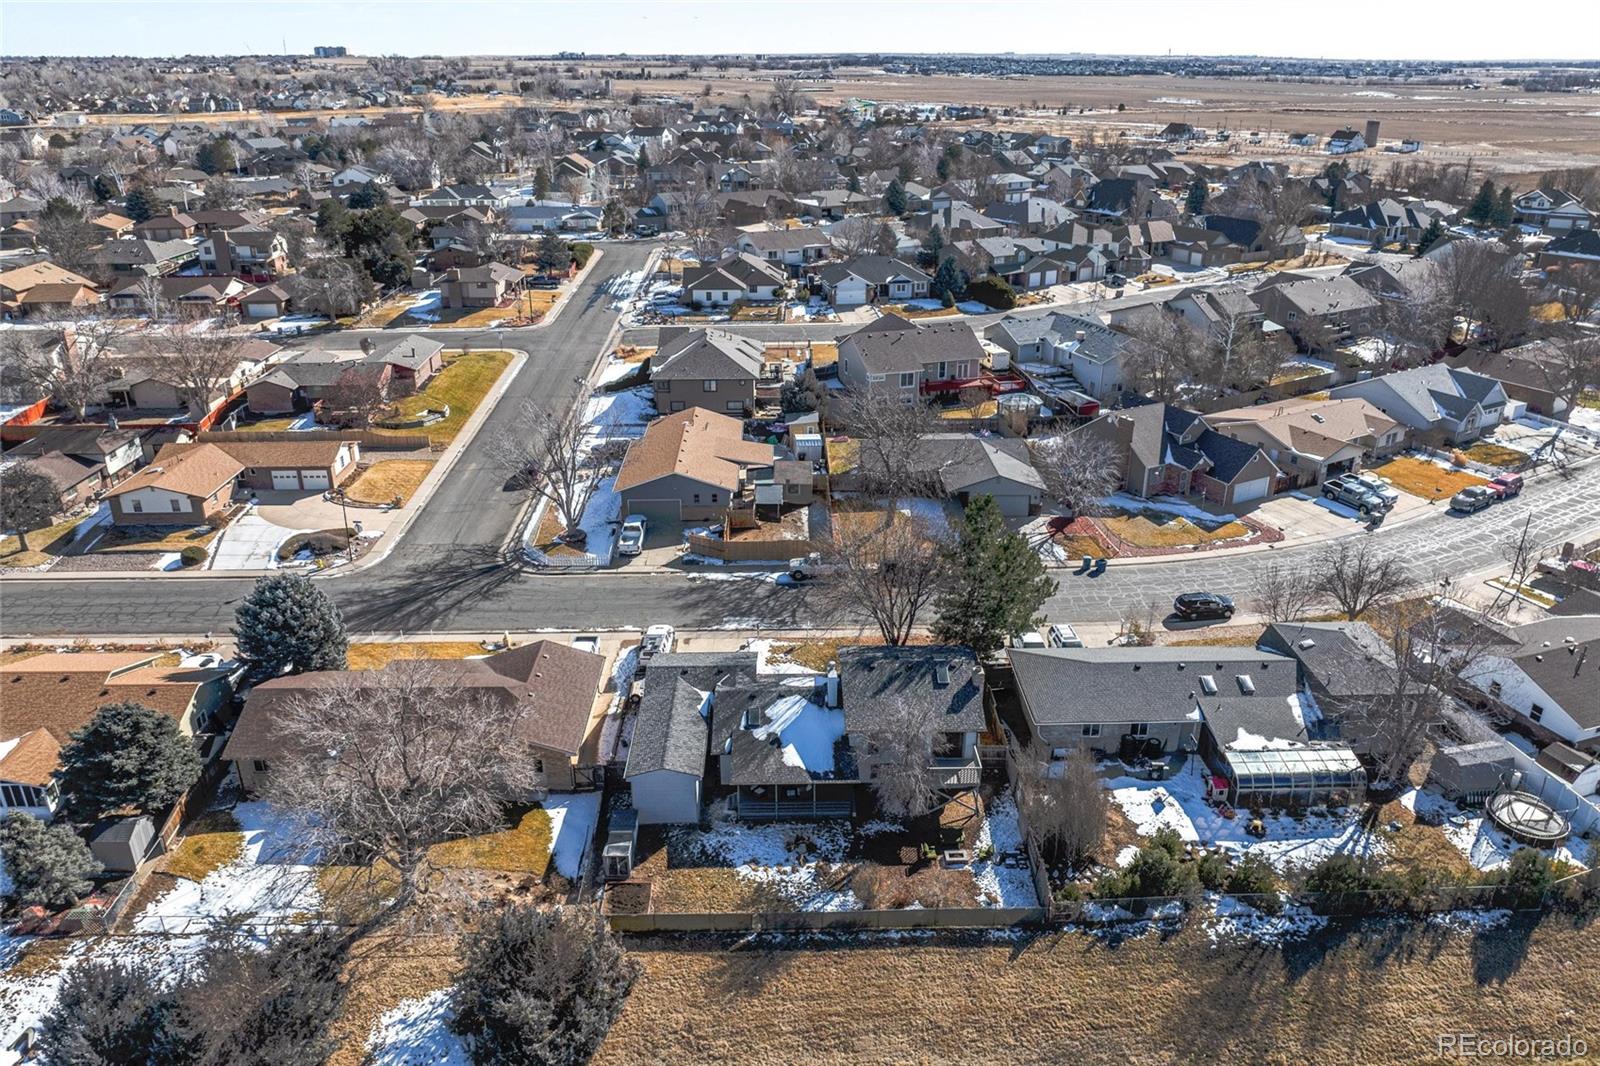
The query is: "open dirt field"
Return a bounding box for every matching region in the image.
[56,65,1600,178]
[595,915,1600,1065]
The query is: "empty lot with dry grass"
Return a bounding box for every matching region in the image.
[595,915,1600,1065]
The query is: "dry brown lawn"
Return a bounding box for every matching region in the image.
[328,935,459,1066]
[889,303,960,319]
[1370,456,1488,499]
[343,459,435,506]
[596,915,1600,1065]
[1462,441,1528,469]
[1101,514,1249,549]
[91,522,223,554]
[163,809,243,882]
[346,641,488,670]
[938,399,999,420]
[0,512,87,568]
[1165,624,1266,648]
[825,436,858,475]
[430,805,553,876]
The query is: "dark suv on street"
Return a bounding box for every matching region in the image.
[1173,592,1236,621]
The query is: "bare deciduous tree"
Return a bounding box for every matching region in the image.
[1014,741,1107,869]
[1118,310,1201,403]
[835,388,945,499]
[863,694,941,819]
[1251,560,1322,623]
[0,313,127,419]
[134,327,249,416]
[828,215,880,259]
[321,365,391,428]
[1029,428,1122,517]
[1315,539,1410,621]
[822,515,948,646]
[675,181,724,263]
[488,389,605,542]
[268,661,543,931]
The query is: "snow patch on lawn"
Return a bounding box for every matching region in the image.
[1401,788,1586,872]
[1204,895,1328,945]
[543,792,603,880]
[1099,492,1238,525]
[678,820,858,910]
[1108,760,1381,874]
[366,989,469,1066]
[971,791,1039,908]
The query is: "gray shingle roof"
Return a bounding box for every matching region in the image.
[625,652,758,777]
[652,328,765,381]
[1010,647,1300,727]
[838,645,985,733]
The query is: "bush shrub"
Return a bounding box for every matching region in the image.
[180,546,207,567]
[0,812,102,907]
[1194,850,1230,891]
[965,274,1017,310]
[1225,853,1281,913]
[1483,848,1555,909]
[569,241,596,268]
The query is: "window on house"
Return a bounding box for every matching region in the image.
[532,758,545,774]
[252,760,270,773]
[899,372,915,388]
[1489,680,1503,698]
[1129,723,1150,738]
[703,380,717,392]
[170,499,182,512]
[1081,723,1101,738]
[1530,703,1545,723]
[710,493,719,503]
[693,493,701,503]
[131,499,143,513]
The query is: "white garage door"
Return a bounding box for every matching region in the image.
[270,469,301,490]
[301,470,330,490]
[1233,477,1271,503]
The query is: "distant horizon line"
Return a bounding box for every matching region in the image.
[5,51,1599,65]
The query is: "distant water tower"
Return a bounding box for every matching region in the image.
[1365,119,1381,146]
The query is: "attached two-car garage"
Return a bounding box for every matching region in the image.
[1231,476,1272,504]
[269,467,333,491]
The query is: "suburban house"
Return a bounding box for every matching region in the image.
[614,407,775,525]
[105,442,241,525]
[1462,615,1600,751]
[1206,396,1404,489]
[1327,198,1447,245]
[1077,402,1283,508]
[133,211,197,241]
[626,645,985,824]
[504,202,604,233]
[1,651,235,818]
[1008,646,1297,756]
[0,261,98,311]
[650,328,765,415]
[682,252,787,307]
[913,435,1045,517]
[5,426,143,490]
[815,256,931,308]
[440,262,524,309]
[197,227,289,279]
[1326,129,1367,154]
[106,274,249,315]
[733,228,833,271]
[245,337,440,414]
[1328,364,1507,445]
[1538,229,1600,270]
[223,640,608,795]
[984,312,1128,402]
[1249,275,1381,350]
[1450,341,1572,418]
[1257,619,1399,753]
[366,334,446,391]
[836,315,986,399]
[1513,189,1593,234]
[98,238,198,277]
[239,283,292,320]
[166,438,360,493]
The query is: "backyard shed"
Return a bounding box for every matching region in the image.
[1429,739,1516,803]
[87,815,156,873]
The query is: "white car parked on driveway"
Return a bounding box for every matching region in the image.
[618,515,647,556]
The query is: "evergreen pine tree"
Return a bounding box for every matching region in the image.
[1493,186,1515,228]
[233,573,348,679]
[1466,179,1496,224]
[0,812,102,907]
[884,178,907,215]
[55,701,203,821]
[1185,176,1207,215]
[38,958,174,1064]
[602,198,627,235]
[535,231,569,273]
[635,144,650,172]
[922,222,945,268]
[931,495,1058,657]
[932,256,965,303]
[534,165,551,200]
[123,184,155,223]
[1413,218,1445,257]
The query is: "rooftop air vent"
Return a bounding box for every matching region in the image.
[1297,638,1316,650]
[934,659,950,686]
[1237,674,1256,695]
[1200,675,1218,695]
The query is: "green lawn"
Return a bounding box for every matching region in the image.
[379,350,515,445]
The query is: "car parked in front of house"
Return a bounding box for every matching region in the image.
[1450,485,1495,514]
[1173,591,1235,621]
[618,515,647,556]
[1487,472,1524,500]
[1348,471,1401,509]
[1322,474,1391,515]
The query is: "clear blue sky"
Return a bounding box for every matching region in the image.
[3,0,1594,60]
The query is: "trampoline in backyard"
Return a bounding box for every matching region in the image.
[1485,789,1571,846]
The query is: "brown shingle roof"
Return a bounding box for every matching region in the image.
[106,443,243,500]
[167,439,352,470]
[614,408,774,493]
[0,729,62,788]
[3,652,229,746]
[222,640,606,762]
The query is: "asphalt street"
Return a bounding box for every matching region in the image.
[2,246,1596,639]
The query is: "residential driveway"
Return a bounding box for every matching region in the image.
[210,513,301,570]
[247,490,401,535]
[1246,488,1431,542]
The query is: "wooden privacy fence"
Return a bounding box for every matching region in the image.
[606,906,1046,934]
[686,532,818,563]
[199,429,432,451]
